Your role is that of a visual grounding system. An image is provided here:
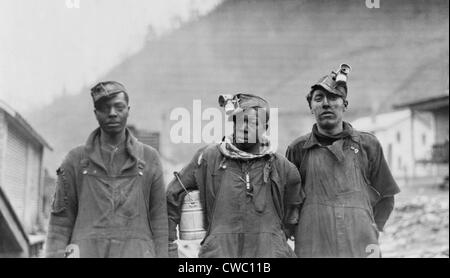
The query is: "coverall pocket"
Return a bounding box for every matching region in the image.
[85,174,141,221]
[359,208,380,243]
[364,208,377,226]
[113,177,141,220]
[198,235,220,258]
[368,218,380,240]
[115,194,140,219]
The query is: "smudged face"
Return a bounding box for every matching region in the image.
[233,108,268,151]
[310,89,346,131]
[94,92,130,135]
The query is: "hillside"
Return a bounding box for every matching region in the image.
[27,0,449,172]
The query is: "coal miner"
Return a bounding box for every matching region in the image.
[45,81,168,258]
[286,65,400,258]
[167,94,303,258]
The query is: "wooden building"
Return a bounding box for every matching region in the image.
[395,92,449,187]
[0,100,52,257]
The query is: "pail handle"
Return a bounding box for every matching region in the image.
[174,171,195,204]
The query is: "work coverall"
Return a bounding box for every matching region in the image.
[286,122,400,258]
[167,144,303,258]
[45,128,168,258]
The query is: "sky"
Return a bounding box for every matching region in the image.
[0,0,222,114]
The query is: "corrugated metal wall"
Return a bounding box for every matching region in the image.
[3,125,28,224]
[2,123,42,232]
[26,146,41,231]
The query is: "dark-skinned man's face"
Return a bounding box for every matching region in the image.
[310,89,346,131]
[94,92,130,135]
[233,108,268,151]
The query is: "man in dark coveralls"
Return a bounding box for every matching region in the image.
[167,93,303,258]
[286,65,400,258]
[45,81,168,258]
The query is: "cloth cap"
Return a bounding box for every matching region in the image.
[91,81,127,103]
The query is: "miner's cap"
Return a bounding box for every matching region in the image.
[309,64,351,99]
[310,75,347,98]
[219,93,270,120]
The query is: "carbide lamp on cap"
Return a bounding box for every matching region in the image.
[334,63,352,86]
[218,94,238,115]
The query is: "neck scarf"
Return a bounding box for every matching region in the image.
[218,134,273,160]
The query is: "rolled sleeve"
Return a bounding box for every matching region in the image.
[366,136,401,198]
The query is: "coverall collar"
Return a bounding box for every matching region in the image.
[84,127,145,172]
[302,121,360,150]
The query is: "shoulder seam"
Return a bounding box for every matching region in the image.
[288,133,311,149]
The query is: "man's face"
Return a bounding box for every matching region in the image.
[233,108,267,150]
[310,89,346,130]
[94,92,130,135]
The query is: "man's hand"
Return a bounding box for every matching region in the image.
[284,223,297,241]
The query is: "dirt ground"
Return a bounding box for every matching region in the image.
[379,184,449,258]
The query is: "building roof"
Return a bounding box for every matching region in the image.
[394,91,449,112]
[351,109,411,133]
[0,100,52,150]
